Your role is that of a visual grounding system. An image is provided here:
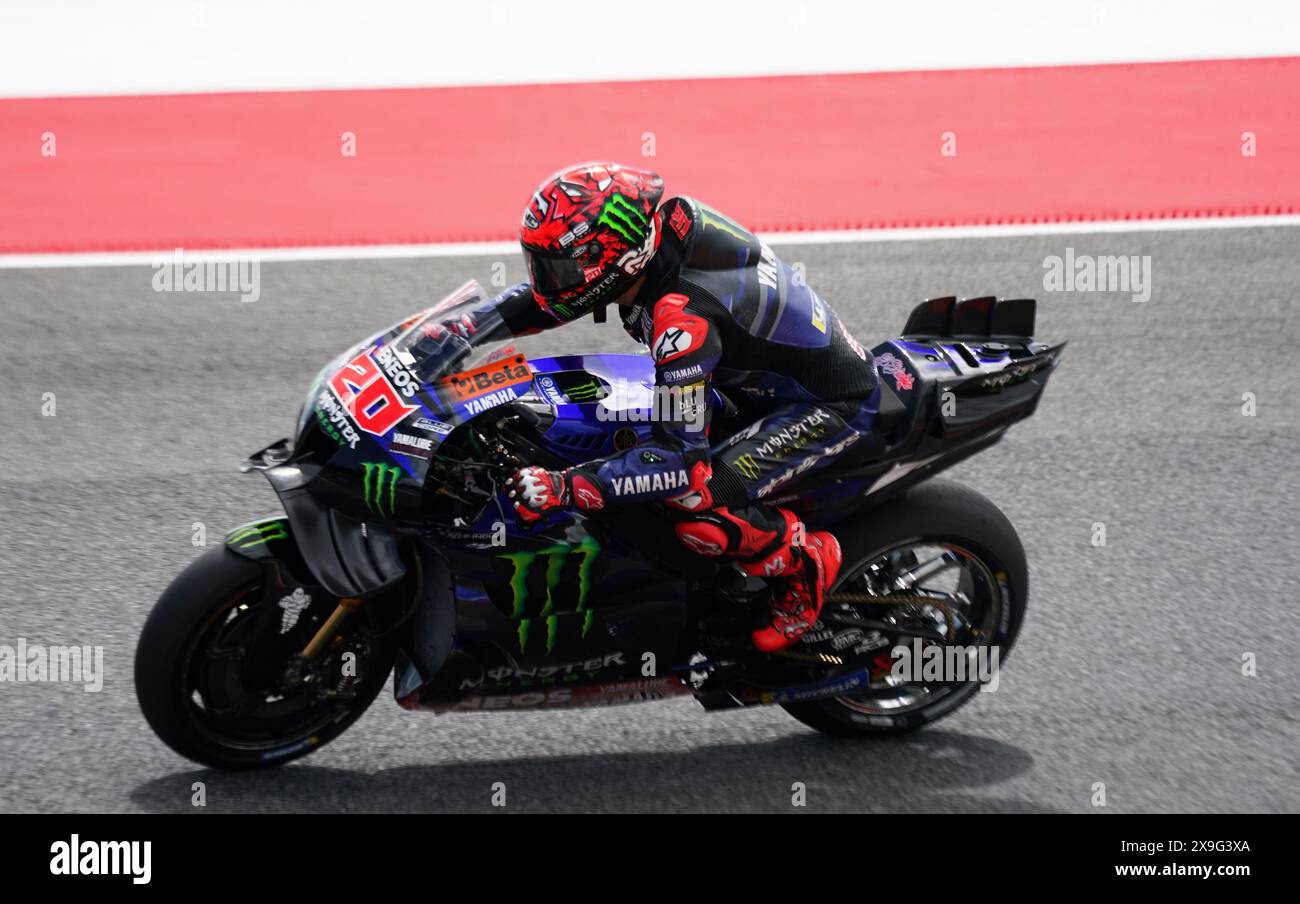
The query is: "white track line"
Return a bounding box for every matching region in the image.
[2,214,1298,269]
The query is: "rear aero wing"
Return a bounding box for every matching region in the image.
[902,296,1037,339]
[937,341,1067,437]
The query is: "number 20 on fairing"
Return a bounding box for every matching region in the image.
[327,348,418,437]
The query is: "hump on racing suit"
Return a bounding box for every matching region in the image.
[591,195,879,507]
[628,196,877,398]
[496,194,879,511]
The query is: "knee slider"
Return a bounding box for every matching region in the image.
[674,520,730,557]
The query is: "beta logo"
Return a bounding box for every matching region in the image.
[443,355,532,402]
[328,347,420,438]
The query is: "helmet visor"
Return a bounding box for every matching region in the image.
[526,251,590,299]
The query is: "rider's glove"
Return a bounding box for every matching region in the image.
[507,467,571,523]
[423,312,478,341]
[507,466,607,523]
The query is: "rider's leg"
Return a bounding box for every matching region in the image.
[671,501,842,652]
[666,396,878,651]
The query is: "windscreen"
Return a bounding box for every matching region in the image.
[387,280,516,383]
[292,280,531,489]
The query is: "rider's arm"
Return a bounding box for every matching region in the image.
[570,293,722,509]
[495,282,566,337]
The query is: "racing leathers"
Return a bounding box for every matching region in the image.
[501,196,880,651]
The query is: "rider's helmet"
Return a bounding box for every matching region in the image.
[519,162,664,321]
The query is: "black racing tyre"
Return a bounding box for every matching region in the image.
[135,545,397,770]
[782,479,1028,737]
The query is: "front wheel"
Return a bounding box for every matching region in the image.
[782,479,1028,737]
[135,545,398,770]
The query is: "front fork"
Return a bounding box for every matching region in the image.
[299,597,363,659]
[282,597,363,691]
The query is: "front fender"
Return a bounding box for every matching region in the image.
[224,514,418,688]
[225,500,407,600]
[225,515,317,588]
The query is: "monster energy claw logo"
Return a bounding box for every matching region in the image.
[699,204,750,243]
[735,453,762,480]
[361,462,401,516]
[564,379,603,402]
[227,520,288,549]
[598,194,648,243]
[498,536,600,654]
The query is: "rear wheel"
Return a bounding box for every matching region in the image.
[135,546,398,769]
[782,479,1027,736]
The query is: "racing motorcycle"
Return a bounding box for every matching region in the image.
[135,280,1064,769]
